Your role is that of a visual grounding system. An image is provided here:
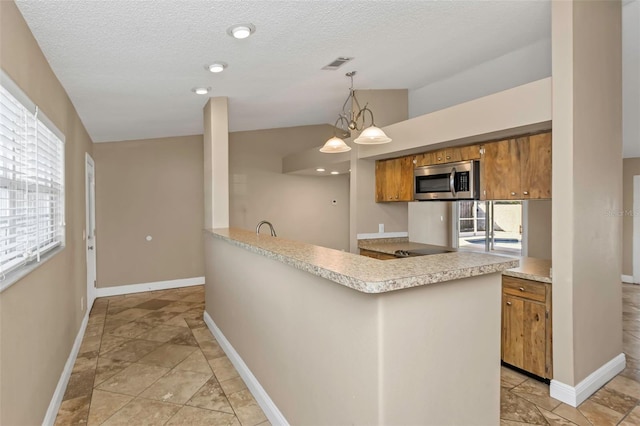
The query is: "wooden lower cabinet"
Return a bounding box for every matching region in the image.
[501,276,552,379]
[359,249,397,260]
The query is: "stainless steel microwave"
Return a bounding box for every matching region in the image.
[414,160,479,200]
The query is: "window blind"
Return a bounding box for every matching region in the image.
[0,80,65,278]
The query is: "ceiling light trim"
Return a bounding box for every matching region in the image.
[207,62,228,73]
[227,23,256,39]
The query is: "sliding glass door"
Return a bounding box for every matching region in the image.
[456,200,522,255]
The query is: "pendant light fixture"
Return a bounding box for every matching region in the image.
[320,71,392,153]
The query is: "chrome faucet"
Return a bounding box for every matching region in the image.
[256,220,277,237]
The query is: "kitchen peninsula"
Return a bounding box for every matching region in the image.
[204,228,519,425]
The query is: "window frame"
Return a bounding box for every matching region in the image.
[0,71,66,292]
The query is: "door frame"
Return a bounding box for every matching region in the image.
[634,175,639,284]
[85,153,97,311]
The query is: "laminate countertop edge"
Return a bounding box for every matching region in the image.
[206,228,520,294]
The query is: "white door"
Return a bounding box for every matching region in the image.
[86,153,97,311]
[634,175,639,284]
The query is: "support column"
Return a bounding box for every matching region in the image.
[204,97,229,229]
[551,0,624,406]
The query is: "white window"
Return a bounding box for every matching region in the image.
[0,73,65,284]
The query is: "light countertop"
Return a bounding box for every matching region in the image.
[208,228,519,294]
[359,239,551,284]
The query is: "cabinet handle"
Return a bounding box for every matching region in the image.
[446,155,451,160]
[511,192,516,196]
[506,301,512,306]
[523,191,529,195]
[519,287,525,292]
[437,157,442,161]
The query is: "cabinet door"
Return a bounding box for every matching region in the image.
[522,300,547,377]
[415,152,437,167]
[521,132,552,199]
[502,294,524,367]
[459,145,481,161]
[375,157,414,202]
[481,139,521,200]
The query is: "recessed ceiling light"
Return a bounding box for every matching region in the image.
[227,23,255,39]
[316,168,325,172]
[192,87,211,95]
[207,62,228,73]
[331,171,339,175]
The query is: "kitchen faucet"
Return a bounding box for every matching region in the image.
[256,220,277,237]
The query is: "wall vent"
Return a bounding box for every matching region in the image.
[322,57,354,70]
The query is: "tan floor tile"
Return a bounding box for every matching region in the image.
[166,328,199,346]
[109,308,154,322]
[620,405,640,425]
[96,363,170,396]
[101,339,163,363]
[185,316,207,329]
[138,324,187,343]
[99,334,129,354]
[160,302,198,314]
[200,340,226,361]
[209,356,239,382]
[227,389,267,426]
[538,407,580,425]
[256,421,272,426]
[134,298,174,310]
[102,318,134,334]
[187,377,234,413]
[166,406,240,426]
[501,366,529,389]
[108,320,154,339]
[500,387,548,424]
[140,368,212,404]
[500,421,532,426]
[54,395,91,425]
[219,377,248,396]
[72,350,99,374]
[605,375,640,400]
[87,389,133,426]
[79,335,102,353]
[94,357,132,387]
[136,310,182,327]
[552,403,592,426]
[590,386,639,415]
[85,322,105,338]
[137,343,198,368]
[175,349,212,374]
[63,369,96,400]
[101,397,181,426]
[191,327,215,345]
[512,379,562,412]
[163,314,190,328]
[578,399,624,425]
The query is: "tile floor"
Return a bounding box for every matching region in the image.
[54,285,269,426]
[56,284,640,425]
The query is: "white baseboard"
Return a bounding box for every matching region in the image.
[203,311,289,426]
[550,353,626,407]
[622,274,636,284]
[95,276,205,298]
[42,310,90,426]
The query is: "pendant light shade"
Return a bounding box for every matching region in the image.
[353,125,392,145]
[320,136,351,153]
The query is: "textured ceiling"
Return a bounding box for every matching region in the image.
[15,0,551,143]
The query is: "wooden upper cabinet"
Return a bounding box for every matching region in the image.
[480,132,552,200]
[415,144,480,167]
[375,156,414,202]
[521,132,552,199]
[481,138,522,200]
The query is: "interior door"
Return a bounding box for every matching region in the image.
[85,153,97,312]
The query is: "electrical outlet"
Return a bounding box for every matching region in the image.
[378,223,384,233]
[81,296,84,311]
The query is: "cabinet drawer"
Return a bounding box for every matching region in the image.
[502,276,545,302]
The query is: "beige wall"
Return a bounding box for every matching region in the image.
[93,136,204,288]
[526,200,552,260]
[552,0,623,388]
[204,98,229,229]
[623,157,640,276]
[229,125,350,251]
[0,2,94,424]
[350,90,410,251]
[408,201,451,246]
